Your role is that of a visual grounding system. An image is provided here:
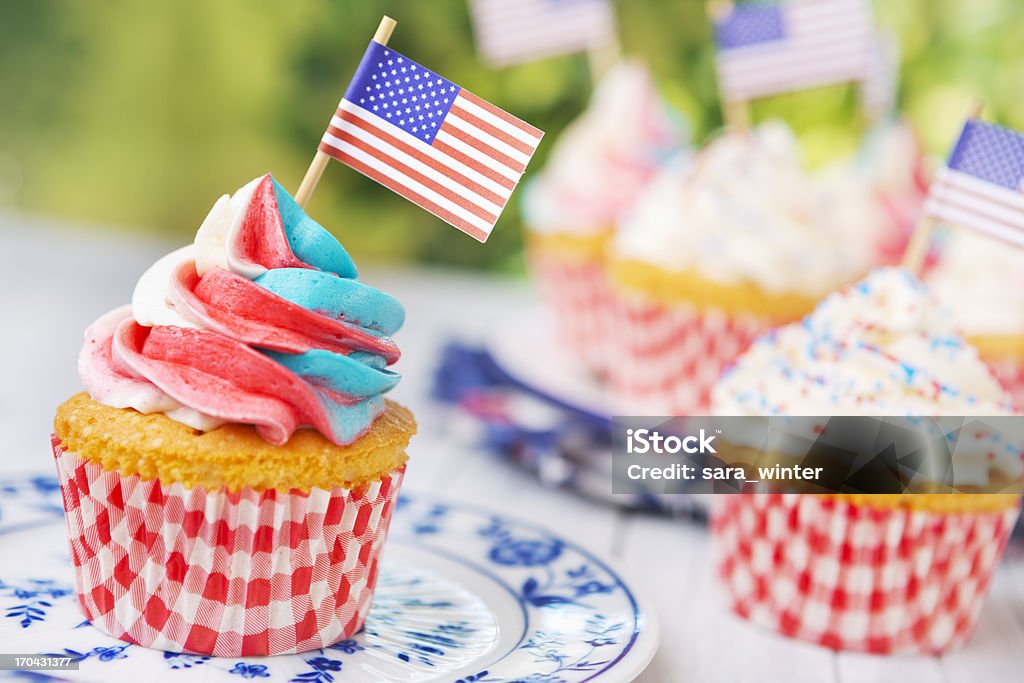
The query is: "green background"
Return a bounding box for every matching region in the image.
[1,0,1022,271]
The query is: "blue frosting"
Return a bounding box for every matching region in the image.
[272,178,358,278]
[255,269,404,336]
[250,177,404,443]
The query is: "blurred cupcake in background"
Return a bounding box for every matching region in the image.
[608,121,885,414]
[857,118,932,263]
[926,230,1024,409]
[712,267,1022,654]
[522,60,687,376]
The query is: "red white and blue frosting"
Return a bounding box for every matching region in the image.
[79,174,404,446]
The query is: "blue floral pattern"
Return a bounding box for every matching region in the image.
[0,478,650,682]
[229,662,271,679]
[1,578,73,628]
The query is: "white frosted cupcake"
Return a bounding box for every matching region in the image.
[523,60,686,375]
[712,267,1022,654]
[608,121,886,413]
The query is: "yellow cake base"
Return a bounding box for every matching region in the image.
[968,333,1024,362]
[526,228,612,264]
[826,492,1020,514]
[54,392,416,493]
[608,258,822,320]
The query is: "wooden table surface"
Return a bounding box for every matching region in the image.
[2,214,1023,682]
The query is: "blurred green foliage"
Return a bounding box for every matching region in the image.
[1,0,1022,270]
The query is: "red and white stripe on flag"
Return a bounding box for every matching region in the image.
[469,0,617,67]
[925,168,1024,248]
[319,41,543,242]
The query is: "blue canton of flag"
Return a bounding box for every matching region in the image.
[714,5,785,48]
[925,119,1024,247]
[948,121,1024,191]
[342,42,459,145]
[319,40,544,242]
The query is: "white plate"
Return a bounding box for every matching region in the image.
[0,474,658,682]
[484,308,615,422]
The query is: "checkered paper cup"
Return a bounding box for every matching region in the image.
[608,294,770,413]
[530,251,614,376]
[52,435,404,657]
[985,356,1024,412]
[712,494,1021,654]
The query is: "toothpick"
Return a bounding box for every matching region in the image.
[706,0,750,132]
[294,16,398,208]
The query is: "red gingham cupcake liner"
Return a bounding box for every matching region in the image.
[52,435,404,657]
[529,251,613,376]
[608,293,770,414]
[984,355,1024,412]
[712,494,1020,654]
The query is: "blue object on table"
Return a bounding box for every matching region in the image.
[433,341,708,519]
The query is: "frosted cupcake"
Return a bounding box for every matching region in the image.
[711,267,1022,654]
[608,121,885,413]
[54,174,415,656]
[927,230,1024,409]
[523,60,686,375]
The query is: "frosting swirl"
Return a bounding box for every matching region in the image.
[613,121,885,297]
[79,174,404,446]
[522,60,686,235]
[712,267,1013,416]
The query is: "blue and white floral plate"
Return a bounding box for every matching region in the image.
[0,475,657,682]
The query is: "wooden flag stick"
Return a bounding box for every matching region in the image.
[294,16,398,208]
[706,0,750,132]
[723,99,751,132]
[901,98,985,274]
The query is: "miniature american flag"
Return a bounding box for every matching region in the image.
[712,0,876,102]
[924,119,1024,247]
[319,40,543,242]
[469,0,616,67]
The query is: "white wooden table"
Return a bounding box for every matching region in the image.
[2,214,1023,681]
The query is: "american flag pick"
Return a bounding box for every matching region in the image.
[469,0,617,67]
[924,118,1024,247]
[712,0,877,103]
[319,40,544,242]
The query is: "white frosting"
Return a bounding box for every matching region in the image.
[926,230,1024,336]
[613,121,886,296]
[131,245,197,329]
[523,60,686,236]
[132,178,263,330]
[712,267,1022,486]
[713,268,1013,416]
[194,176,262,278]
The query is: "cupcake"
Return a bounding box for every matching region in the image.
[927,230,1024,409]
[523,60,686,375]
[711,267,1022,654]
[608,121,886,414]
[53,174,415,656]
